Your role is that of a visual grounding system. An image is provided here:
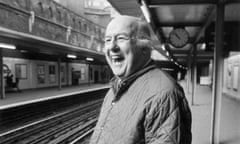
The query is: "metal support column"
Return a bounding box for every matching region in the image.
[210,2,224,144]
[58,58,62,90]
[191,44,197,105]
[66,62,69,86]
[88,63,91,86]
[0,49,4,99]
[187,51,192,95]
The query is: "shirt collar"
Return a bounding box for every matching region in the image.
[110,60,156,101]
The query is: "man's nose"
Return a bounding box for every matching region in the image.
[106,40,120,52]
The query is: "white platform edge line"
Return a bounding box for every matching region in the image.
[0,86,110,110]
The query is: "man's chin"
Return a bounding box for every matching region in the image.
[112,70,124,77]
[113,72,123,77]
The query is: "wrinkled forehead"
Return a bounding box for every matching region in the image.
[105,16,139,36]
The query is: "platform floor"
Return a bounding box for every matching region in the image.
[180,80,212,144]
[0,81,213,144]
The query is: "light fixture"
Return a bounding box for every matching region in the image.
[20,50,28,53]
[86,57,94,61]
[166,51,169,56]
[200,43,206,50]
[0,43,16,49]
[161,44,166,51]
[140,0,151,23]
[67,54,77,59]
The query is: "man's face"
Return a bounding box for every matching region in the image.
[104,17,142,78]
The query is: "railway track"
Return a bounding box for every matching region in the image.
[0,99,102,144]
[0,88,108,134]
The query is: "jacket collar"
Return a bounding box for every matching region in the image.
[110,60,156,102]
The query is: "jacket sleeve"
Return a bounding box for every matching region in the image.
[144,89,182,144]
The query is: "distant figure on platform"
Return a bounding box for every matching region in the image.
[6,73,14,85]
[6,72,21,92]
[90,15,192,144]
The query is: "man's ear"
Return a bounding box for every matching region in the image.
[137,39,151,54]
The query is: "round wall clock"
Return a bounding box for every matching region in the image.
[169,28,189,48]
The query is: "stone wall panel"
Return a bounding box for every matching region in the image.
[0,0,105,51]
[0,0,28,10]
[0,7,29,33]
[32,18,65,43]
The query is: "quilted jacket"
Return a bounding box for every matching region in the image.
[90,62,192,144]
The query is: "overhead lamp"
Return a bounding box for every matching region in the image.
[140,0,151,23]
[0,43,16,49]
[161,44,166,51]
[67,54,77,59]
[86,57,94,61]
[162,68,174,71]
[166,51,169,56]
[200,43,206,50]
[20,50,28,53]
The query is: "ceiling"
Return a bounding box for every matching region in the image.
[107,0,240,68]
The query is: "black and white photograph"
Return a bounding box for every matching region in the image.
[0,0,239,144]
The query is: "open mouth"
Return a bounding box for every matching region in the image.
[111,55,124,66]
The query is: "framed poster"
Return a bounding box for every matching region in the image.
[81,67,85,80]
[15,64,27,79]
[37,75,45,84]
[37,65,45,84]
[233,66,239,91]
[49,65,56,83]
[38,65,45,75]
[227,65,232,89]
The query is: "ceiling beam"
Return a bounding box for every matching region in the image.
[194,6,216,44]
[172,50,213,54]
[226,0,240,4]
[177,58,212,62]
[107,0,142,16]
[174,53,213,60]
[148,0,217,5]
[176,55,213,59]
[170,49,193,54]
[155,21,203,27]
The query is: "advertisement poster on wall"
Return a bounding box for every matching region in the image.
[37,65,45,84]
[49,65,56,83]
[233,66,239,91]
[15,64,27,79]
[227,64,232,89]
[81,67,85,80]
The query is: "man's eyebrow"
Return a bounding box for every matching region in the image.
[116,32,130,35]
[105,32,130,37]
[104,36,111,38]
